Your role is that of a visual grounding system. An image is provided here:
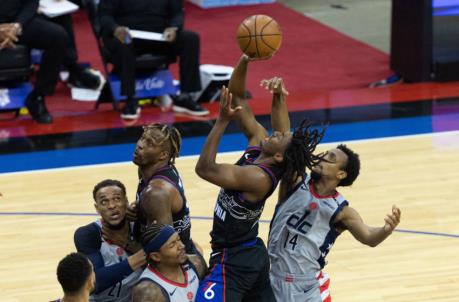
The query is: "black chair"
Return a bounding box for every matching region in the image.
[0,45,32,117]
[0,45,31,83]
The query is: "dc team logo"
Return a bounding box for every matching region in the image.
[286,206,318,235]
[0,89,11,108]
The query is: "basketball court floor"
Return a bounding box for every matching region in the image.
[1,1,459,301]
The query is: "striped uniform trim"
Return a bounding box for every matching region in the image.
[316,271,331,302]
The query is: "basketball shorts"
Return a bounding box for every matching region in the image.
[196,237,275,302]
[270,270,331,302]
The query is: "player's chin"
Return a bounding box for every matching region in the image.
[106,217,125,228]
[132,155,141,165]
[178,253,187,264]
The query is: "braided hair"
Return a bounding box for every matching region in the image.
[143,123,182,164]
[141,223,168,265]
[281,120,326,191]
[141,223,168,247]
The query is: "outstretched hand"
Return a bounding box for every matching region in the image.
[260,76,289,96]
[218,86,241,121]
[383,205,401,233]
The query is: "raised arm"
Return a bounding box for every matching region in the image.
[335,205,401,247]
[261,76,290,133]
[228,55,268,146]
[195,87,272,201]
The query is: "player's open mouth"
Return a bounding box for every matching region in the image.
[110,212,120,219]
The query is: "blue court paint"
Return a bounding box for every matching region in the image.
[0,211,457,239]
[0,115,455,173]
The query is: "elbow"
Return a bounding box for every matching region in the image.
[358,236,379,248]
[365,240,380,248]
[195,162,214,181]
[195,162,206,178]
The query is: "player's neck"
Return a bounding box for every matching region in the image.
[254,153,276,166]
[312,180,337,197]
[141,160,169,181]
[157,264,185,283]
[61,291,89,302]
[108,219,129,234]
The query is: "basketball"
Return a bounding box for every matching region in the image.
[236,15,282,59]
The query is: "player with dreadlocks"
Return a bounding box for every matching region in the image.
[194,54,325,302]
[131,224,207,302]
[130,123,197,254]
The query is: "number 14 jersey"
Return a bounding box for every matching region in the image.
[268,174,349,276]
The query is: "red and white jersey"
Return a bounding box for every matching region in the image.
[138,262,199,302]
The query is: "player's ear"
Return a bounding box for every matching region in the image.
[159,150,169,162]
[337,170,347,181]
[150,251,161,263]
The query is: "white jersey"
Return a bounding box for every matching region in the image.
[90,220,142,302]
[138,262,200,302]
[268,175,348,276]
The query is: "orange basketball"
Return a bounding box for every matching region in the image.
[236,15,282,59]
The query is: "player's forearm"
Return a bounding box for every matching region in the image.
[271,92,290,132]
[195,118,229,177]
[94,261,134,293]
[228,55,249,101]
[363,226,392,247]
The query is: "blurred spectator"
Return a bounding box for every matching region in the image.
[0,0,100,123]
[98,0,209,119]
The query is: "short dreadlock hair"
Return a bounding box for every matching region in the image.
[281,120,326,191]
[143,123,182,164]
